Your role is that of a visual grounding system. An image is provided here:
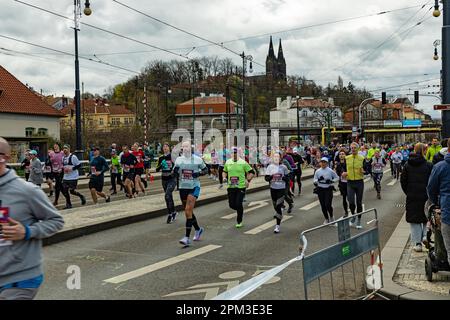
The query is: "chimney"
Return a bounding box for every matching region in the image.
[276,97,282,109]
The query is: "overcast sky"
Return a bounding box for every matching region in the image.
[0,0,444,118]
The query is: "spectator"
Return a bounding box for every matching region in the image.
[427,138,450,268]
[400,143,433,252]
[425,137,442,162]
[28,150,43,186]
[432,139,448,165]
[0,137,64,300]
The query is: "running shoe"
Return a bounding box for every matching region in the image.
[193,227,204,241]
[80,195,86,205]
[273,225,280,234]
[287,204,293,214]
[235,223,243,228]
[166,214,173,224]
[106,196,111,203]
[171,211,178,222]
[179,236,191,247]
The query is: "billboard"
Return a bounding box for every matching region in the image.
[383,120,402,128]
[402,119,422,128]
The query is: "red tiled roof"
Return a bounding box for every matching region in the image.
[0,66,63,117]
[61,101,134,116]
[178,96,237,106]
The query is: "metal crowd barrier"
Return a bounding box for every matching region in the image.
[213,208,387,300]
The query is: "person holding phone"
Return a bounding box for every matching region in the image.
[0,137,64,300]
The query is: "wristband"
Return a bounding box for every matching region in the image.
[24,225,31,241]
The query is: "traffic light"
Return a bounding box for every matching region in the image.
[414,91,419,104]
[381,92,387,104]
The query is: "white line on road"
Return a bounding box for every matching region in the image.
[103,244,222,284]
[299,191,340,211]
[387,179,397,186]
[244,216,293,235]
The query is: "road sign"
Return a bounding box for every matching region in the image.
[434,104,450,110]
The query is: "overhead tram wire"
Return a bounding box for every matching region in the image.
[367,78,440,93]
[0,34,140,74]
[112,0,265,68]
[16,1,428,61]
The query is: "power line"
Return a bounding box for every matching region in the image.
[0,34,140,74]
[367,78,440,92]
[112,0,265,68]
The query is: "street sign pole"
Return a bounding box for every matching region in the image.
[442,0,450,138]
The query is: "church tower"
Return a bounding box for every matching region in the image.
[277,39,286,81]
[266,36,276,78]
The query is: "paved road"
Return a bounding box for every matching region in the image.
[37,171,406,300]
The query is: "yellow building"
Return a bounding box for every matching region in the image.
[61,99,135,132]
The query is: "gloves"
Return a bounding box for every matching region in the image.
[192,172,200,179]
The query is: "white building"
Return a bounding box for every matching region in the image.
[270,96,344,128]
[0,66,63,163]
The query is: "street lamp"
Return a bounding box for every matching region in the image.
[434,0,441,17]
[73,0,92,161]
[240,52,253,131]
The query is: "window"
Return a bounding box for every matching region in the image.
[37,128,48,136]
[25,127,35,137]
[302,110,308,117]
[387,110,393,118]
[99,118,104,126]
[111,118,120,126]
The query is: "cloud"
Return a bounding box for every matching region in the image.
[0,0,443,118]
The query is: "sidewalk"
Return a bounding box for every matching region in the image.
[44,168,315,246]
[381,213,450,300]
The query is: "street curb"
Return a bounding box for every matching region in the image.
[379,212,450,300]
[43,174,314,246]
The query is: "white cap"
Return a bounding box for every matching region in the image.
[320,157,329,162]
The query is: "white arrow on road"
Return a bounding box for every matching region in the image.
[221,200,269,220]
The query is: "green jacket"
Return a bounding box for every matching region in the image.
[426,145,442,162]
[110,156,122,174]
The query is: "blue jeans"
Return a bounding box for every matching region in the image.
[409,223,427,245]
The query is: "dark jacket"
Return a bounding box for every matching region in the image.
[400,153,433,224]
[427,153,450,225]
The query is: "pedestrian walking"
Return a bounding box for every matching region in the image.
[28,150,43,186]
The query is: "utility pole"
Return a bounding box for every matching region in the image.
[441,0,450,138]
[296,79,301,144]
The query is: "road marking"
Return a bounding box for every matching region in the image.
[387,179,397,186]
[104,244,222,284]
[244,215,293,235]
[221,200,269,219]
[300,191,340,211]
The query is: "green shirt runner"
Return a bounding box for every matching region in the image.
[223,158,253,189]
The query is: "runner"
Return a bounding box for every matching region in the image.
[43,150,53,197]
[313,157,339,225]
[335,150,349,218]
[88,147,111,204]
[61,144,86,209]
[131,143,146,195]
[28,150,43,187]
[173,140,208,247]
[120,145,138,199]
[223,147,255,228]
[156,143,178,224]
[281,149,294,212]
[344,142,365,229]
[49,143,64,206]
[143,142,154,183]
[265,151,290,233]
[20,151,31,181]
[110,149,123,195]
[371,150,386,199]
[291,147,304,195]
[391,147,403,180]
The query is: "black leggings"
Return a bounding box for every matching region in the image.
[227,188,246,224]
[339,183,348,215]
[317,187,334,220]
[111,172,123,192]
[292,169,302,193]
[53,172,63,203]
[347,180,364,223]
[219,166,224,184]
[271,188,285,225]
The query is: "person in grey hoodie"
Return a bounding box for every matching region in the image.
[28,150,43,186]
[0,137,64,300]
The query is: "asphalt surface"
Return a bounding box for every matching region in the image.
[36,171,406,300]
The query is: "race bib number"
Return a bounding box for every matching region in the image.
[25,166,31,173]
[272,174,282,182]
[123,165,130,173]
[45,166,51,172]
[63,165,72,173]
[166,160,172,170]
[182,169,194,180]
[0,207,12,247]
[91,166,97,174]
[112,167,118,174]
[137,156,142,163]
[341,177,348,183]
[230,176,239,186]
